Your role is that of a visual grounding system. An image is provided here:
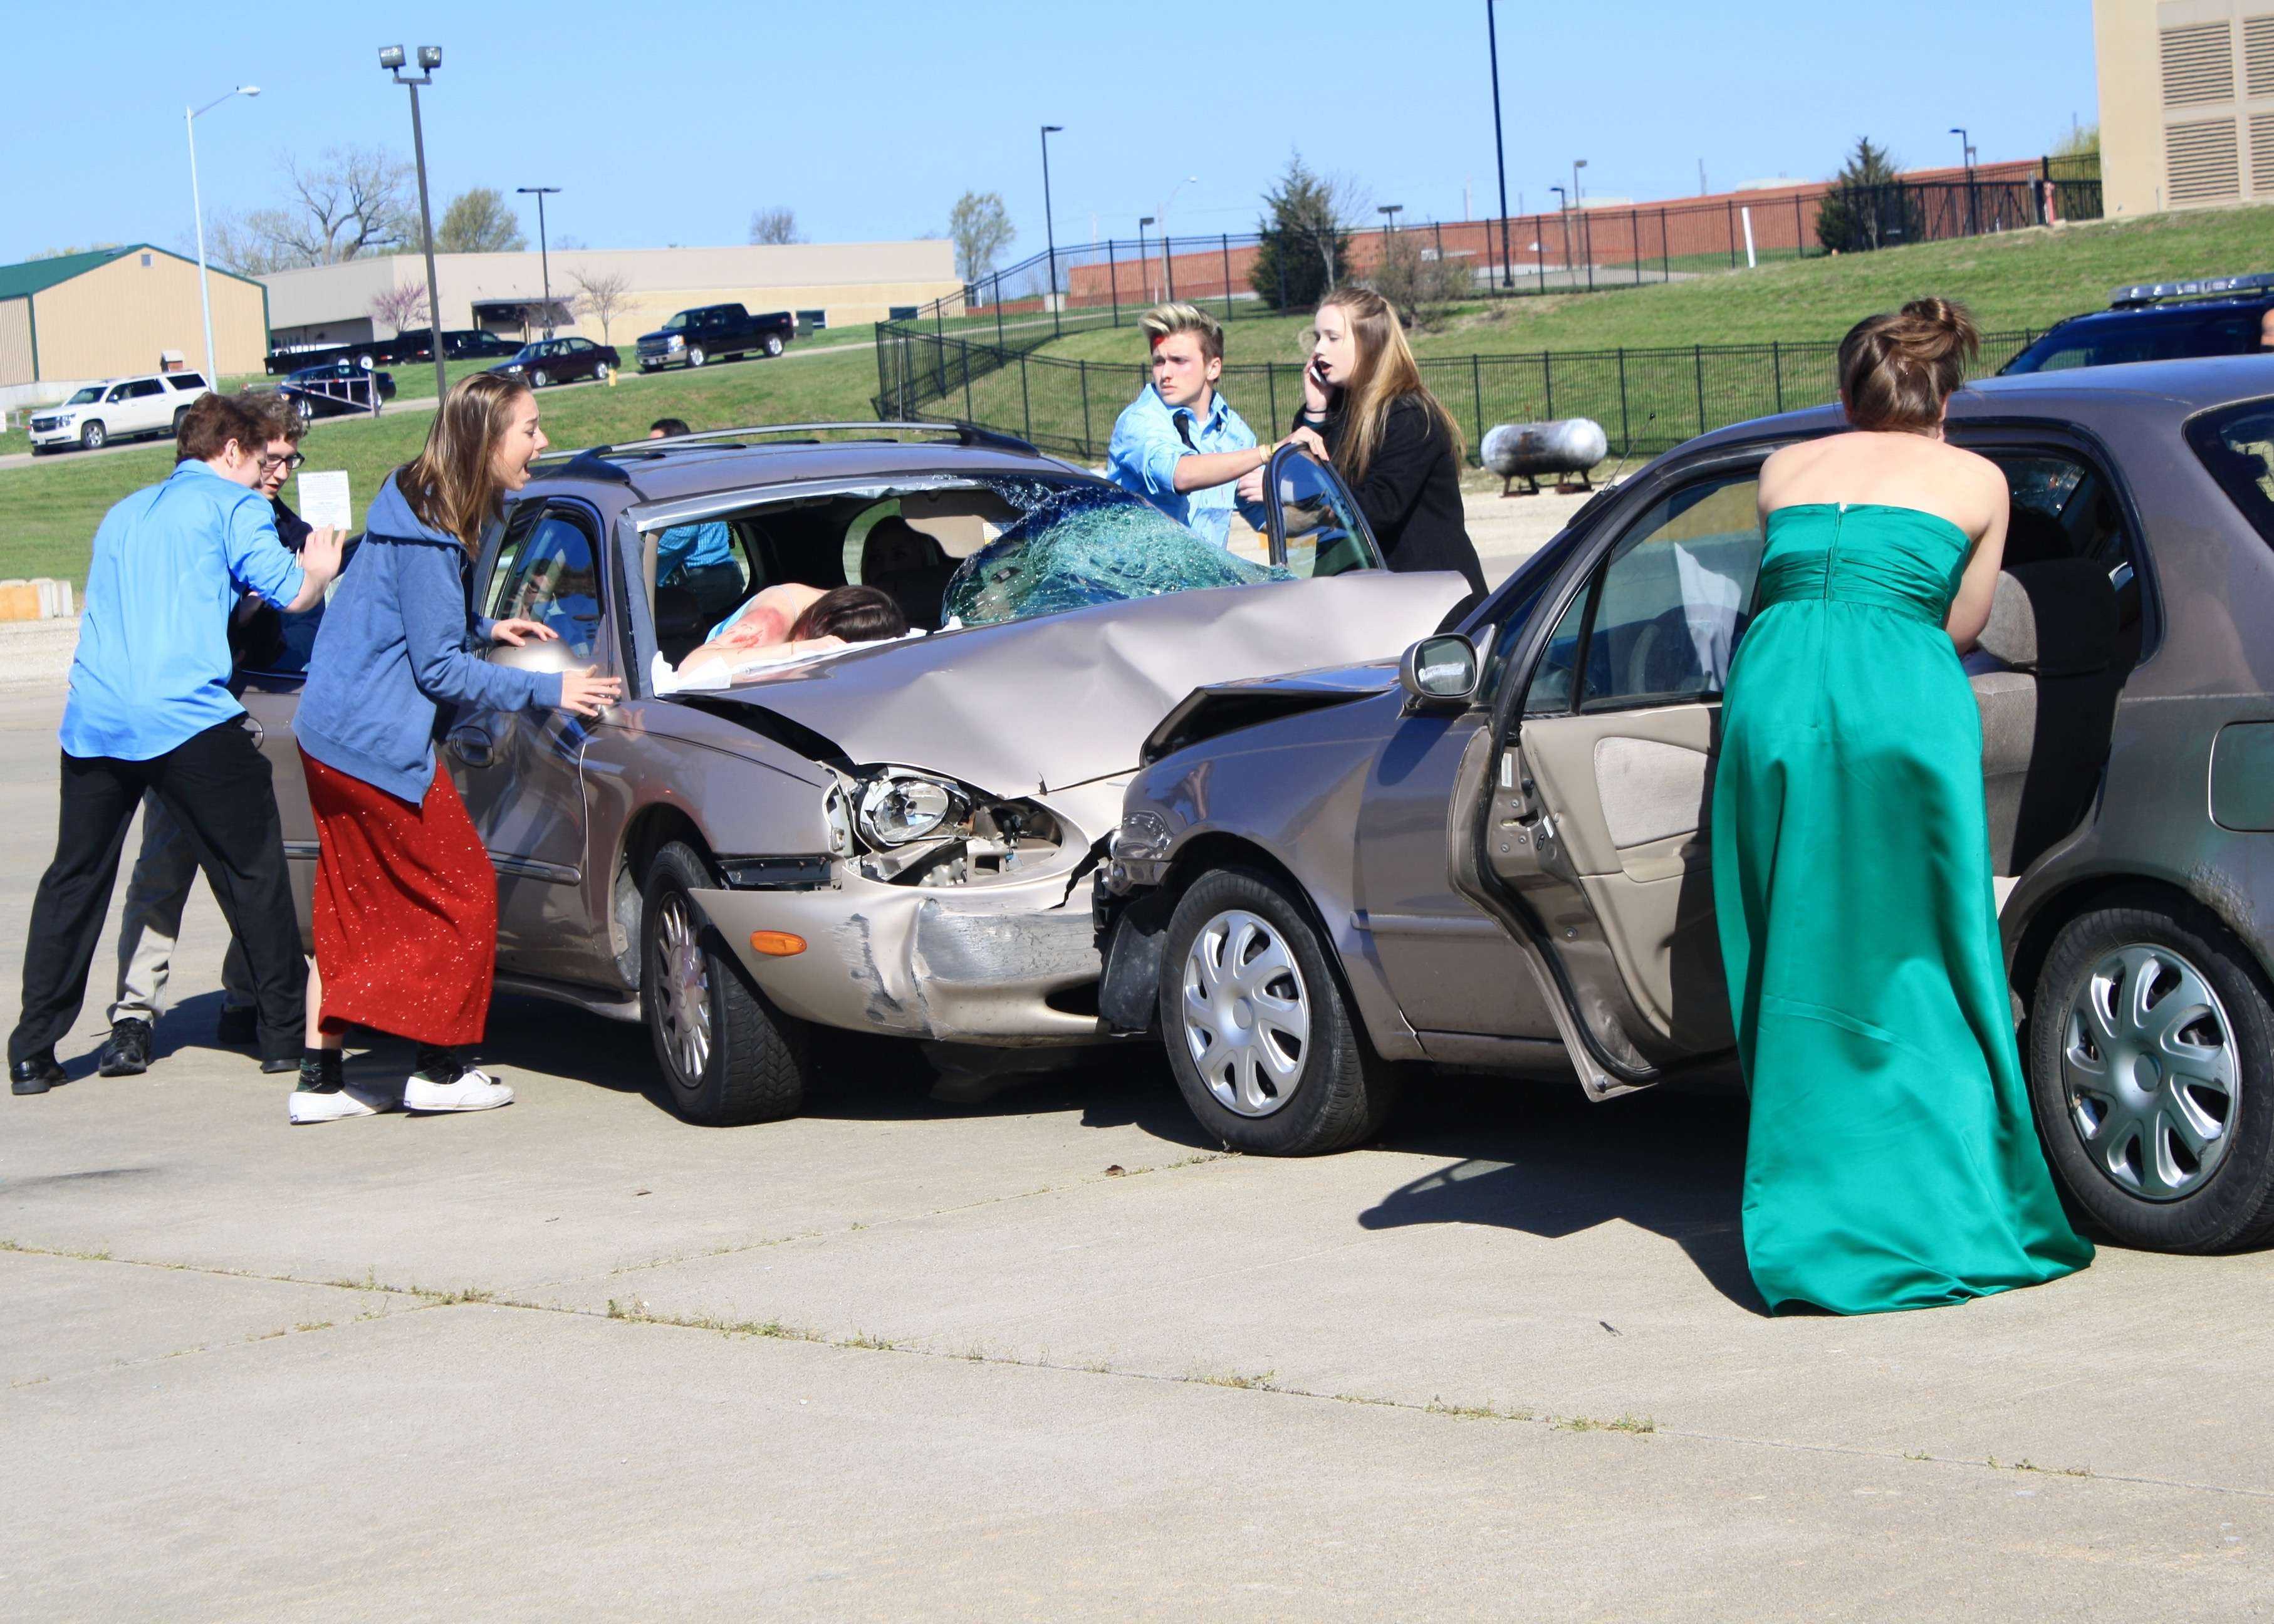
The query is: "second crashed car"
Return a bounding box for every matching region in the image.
[239,423,1466,1125]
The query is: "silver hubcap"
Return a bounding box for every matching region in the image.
[655,894,712,1083]
[2062,943,2238,1201]
[1181,909,1312,1117]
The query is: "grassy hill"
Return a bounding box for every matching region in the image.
[1035,205,2274,370]
[0,341,883,586]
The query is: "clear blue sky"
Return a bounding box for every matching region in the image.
[11,0,2099,268]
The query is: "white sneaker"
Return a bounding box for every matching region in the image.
[287,1084,398,1125]
[402,1066,514,1113]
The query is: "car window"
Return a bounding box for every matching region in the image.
[661,313,687,331]
[170,372,207,390]
[568,338,592,353]
[107,384,131,402]
[484,509,604,658]
[1268,450,1380,578]
[2013,313,2268,373]
[66,386,102,404]
[130,380,166,399]
[2188,397,2274,552]
[1523,472,1763,715]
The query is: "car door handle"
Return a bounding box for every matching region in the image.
[449,728,496,768]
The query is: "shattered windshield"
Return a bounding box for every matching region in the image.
[943,482,1292,628]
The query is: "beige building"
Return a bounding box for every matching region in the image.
[2097,0,2274,213]
[0,244,269,386]
[262,241,963,353]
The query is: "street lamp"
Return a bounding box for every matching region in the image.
[1378,204,1404,232]
[1039,125,1063,336]
[1486,0,1513,286]
[1549,185,1572,286]
[1570,159,1592,291]
[186,85,258,382]
[1158,175,1197,301]
[1137,216,1156,303]
[518,186,561,337]
[381,44,448,401]
[1949,126,1978,235]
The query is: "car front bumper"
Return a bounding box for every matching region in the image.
[689,871,1106,1046]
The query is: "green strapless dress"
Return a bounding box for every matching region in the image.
[1711,502,2094,1314]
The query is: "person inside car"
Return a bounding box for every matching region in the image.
[674,585,909,684]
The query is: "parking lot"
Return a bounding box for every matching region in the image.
[2,677,2270,1621]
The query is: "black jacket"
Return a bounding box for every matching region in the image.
[1298,393,1486,598]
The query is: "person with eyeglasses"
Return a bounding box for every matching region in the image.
[10,393,342,1095]
[92,392,342,1078]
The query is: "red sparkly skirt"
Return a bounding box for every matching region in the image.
[301,749,496,1045]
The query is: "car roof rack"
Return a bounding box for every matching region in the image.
[534,420,1041,467]
[2108,271,2274,309]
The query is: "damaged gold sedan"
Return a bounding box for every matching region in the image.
[243,422,1471,1124]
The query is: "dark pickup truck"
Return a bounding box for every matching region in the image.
[635,304,795,372]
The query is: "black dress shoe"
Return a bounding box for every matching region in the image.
[96,1018,154,1077]
[11,1053,66,1095]
[214,1005,259,1048]
[258,1054,301,1075]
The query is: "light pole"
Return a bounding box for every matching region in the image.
[518,186,560,336]
[1571,159,1592,290]
[1039,125,1063,336]
[1949,125,1978,236]
[381,45,448,401]
[1137,216,1156,303]
[1486,1,1514,286]
[1158,175,1197,302]
[186,85,259,382]
[1550,185,1571,286]
[1378,204,1404,234]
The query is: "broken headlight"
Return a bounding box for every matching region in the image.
[840,765,1067,887]
[856,769,964,847]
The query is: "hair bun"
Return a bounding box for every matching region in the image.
[1893,297,1980,365]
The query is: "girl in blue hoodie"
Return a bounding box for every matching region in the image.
[290,375,620,1122]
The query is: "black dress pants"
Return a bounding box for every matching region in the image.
[11,717,306,1065]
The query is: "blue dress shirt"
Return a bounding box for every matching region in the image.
[1106,385,1265,548]
[61,461,306,761]
[657,521,736,578]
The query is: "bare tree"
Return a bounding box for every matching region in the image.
[749,207,803,245]
[435,187,528,254]
[370,281,431,335]
[947,191,1014,285]
[568,266,634,346]
[219,146,415,271]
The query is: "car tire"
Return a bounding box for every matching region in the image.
[172,405,190,434]
[1158,867,1398,1155]
[530,368,550,389]
[594,361,610,383]
[293,395,316,426]
[764,335,785,358]
[641,840,808,1127]
[2026,890,2274,1252]
[686,345,707,368]
[354,353,373,372]
[80,420,106,450]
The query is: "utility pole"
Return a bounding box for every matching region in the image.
[1487,1,1513,287]
[518,186,560,337]
[382,45,449,400]
[1040,125,1063,336]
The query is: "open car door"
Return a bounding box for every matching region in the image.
[1261,447,1386,575]
[1453,459,1768,1098]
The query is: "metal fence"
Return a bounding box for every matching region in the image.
[913,161,2100,343]
[874,326,2045,465]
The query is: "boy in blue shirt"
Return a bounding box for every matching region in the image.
[9,395,340,1094]
[1106,303,1280,547]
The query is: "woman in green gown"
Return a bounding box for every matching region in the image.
[1711,298,2094,1314]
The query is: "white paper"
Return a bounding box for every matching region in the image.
[296,470,352,533]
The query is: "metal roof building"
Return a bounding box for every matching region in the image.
[0,245,269,387]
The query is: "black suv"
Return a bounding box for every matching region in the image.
[2001,272,2274,375]
[635,304,795,372]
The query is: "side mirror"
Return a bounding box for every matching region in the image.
[1399,633,1480,707]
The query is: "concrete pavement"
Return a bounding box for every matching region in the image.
[3,696,2270,1616]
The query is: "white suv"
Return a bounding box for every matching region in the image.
[27,371,212,455]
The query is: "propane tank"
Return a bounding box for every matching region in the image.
[1479,417,1610,496]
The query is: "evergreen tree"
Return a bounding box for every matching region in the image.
[1251,155,1353,311]
[1815,138,1919,254]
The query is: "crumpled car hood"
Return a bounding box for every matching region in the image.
[698,571,1469,794]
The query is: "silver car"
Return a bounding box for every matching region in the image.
[1098,357,2274,1255]
[243,424,1466,1126]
